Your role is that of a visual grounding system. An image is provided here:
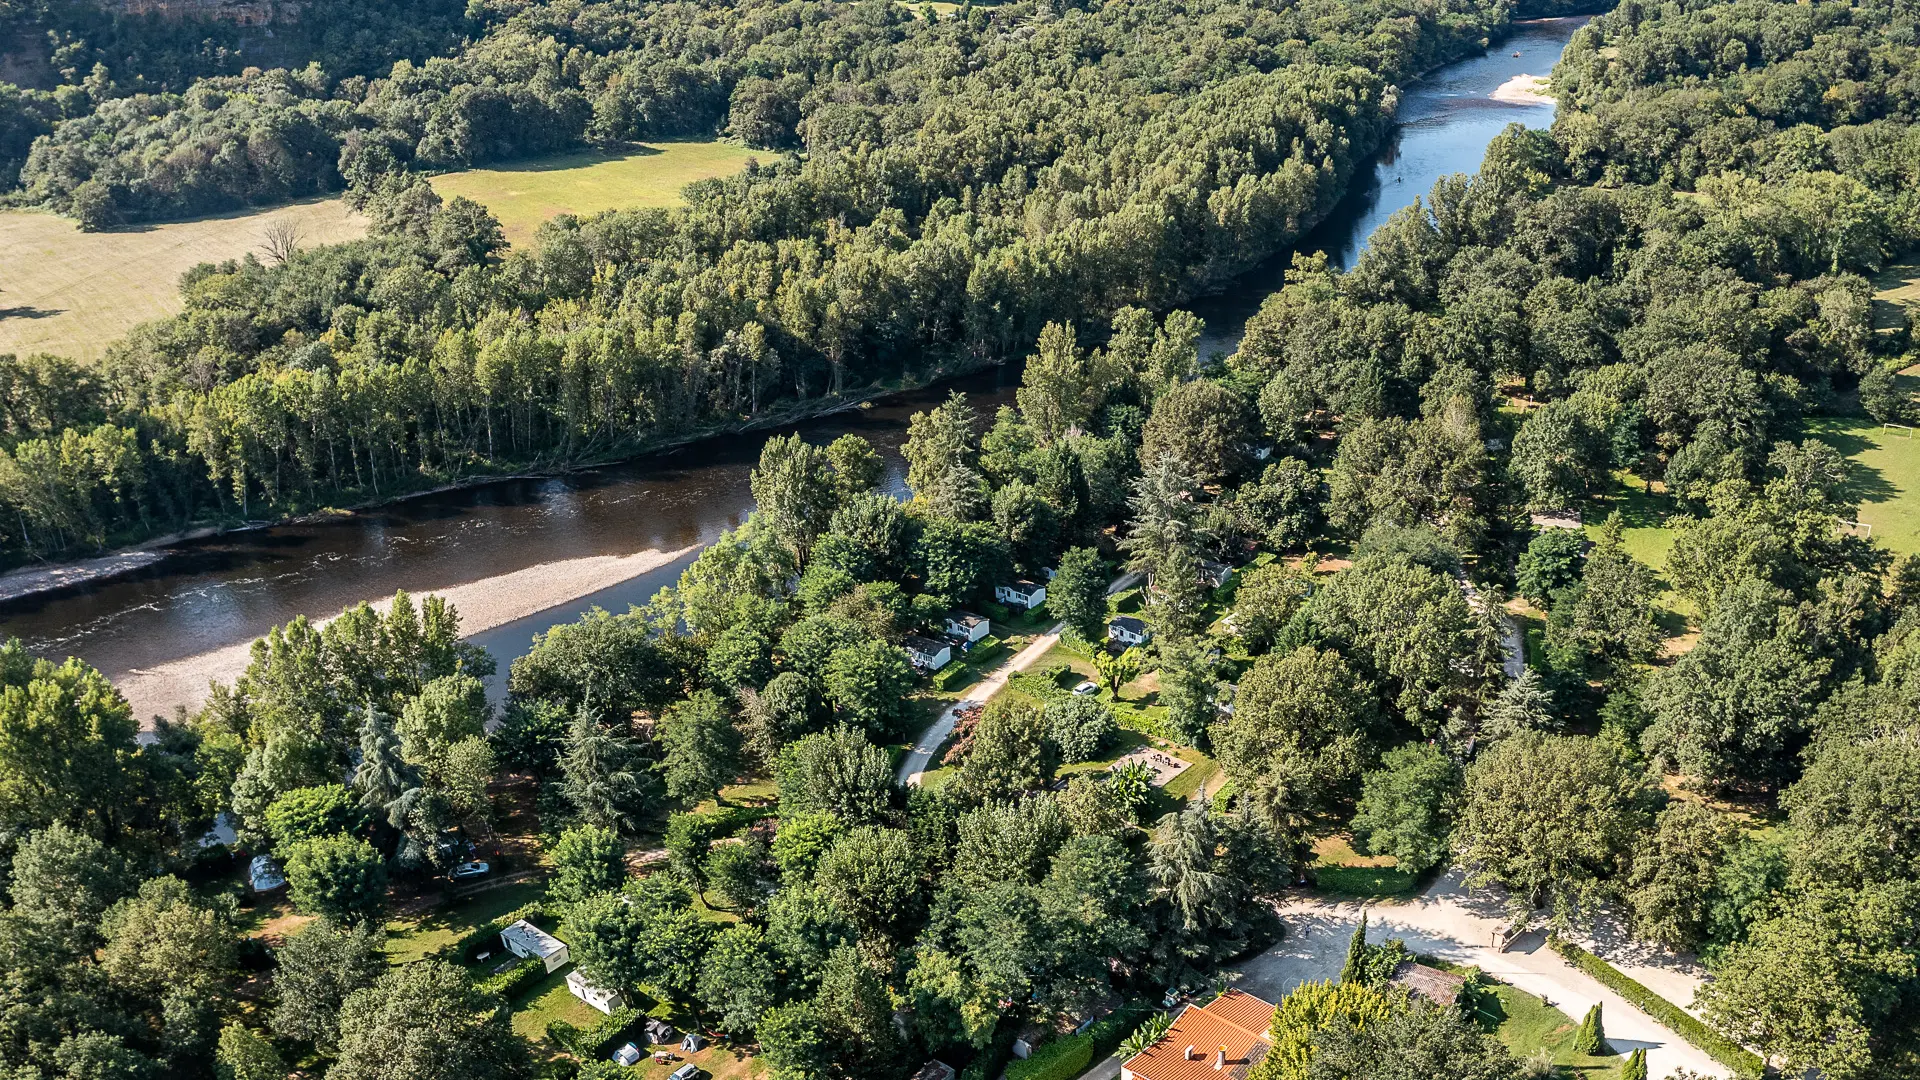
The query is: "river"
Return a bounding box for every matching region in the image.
[0,17,1582,723]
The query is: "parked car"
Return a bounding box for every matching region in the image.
[450,860,491,882]
[670,1064,702,1080]
[1072,680,1100,696]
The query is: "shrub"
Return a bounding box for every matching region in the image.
[548,1006,642,1058]
[1548,936,1762,1078]
[1006,1035,1093,1080]
[933,665,971,690]
[1573,1003,1605,1055]
[960,1020,1021,1080]
[429,903,550,964]
[474,956,546,1000]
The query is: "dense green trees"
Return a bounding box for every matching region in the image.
[332,961,534,1080]
[1454,733,1655,922]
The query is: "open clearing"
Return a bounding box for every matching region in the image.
[1870,257,1920,331]
[1804,407,1920,557]
[427,141,762,246]
[0,198,367,362]
[0,141,755,363]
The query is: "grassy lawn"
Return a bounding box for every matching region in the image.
[427,141,762,246]
[384,878,547,964]
[0,199,367,362]
[1307,835,1419,898]
[510,965,605,1045]
[1472,981,1625,1079]
[1869,257,1920,332]
[1804,405,1920,556]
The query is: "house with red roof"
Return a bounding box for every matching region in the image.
[1120,990,1277,1080]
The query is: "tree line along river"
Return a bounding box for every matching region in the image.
[0,17,1583,724]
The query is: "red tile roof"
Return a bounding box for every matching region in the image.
[1121,991,1276,1080]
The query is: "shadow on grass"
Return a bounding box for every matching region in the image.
[461,143,677,175]
[1803,418,1901,506]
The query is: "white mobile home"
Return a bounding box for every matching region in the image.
[501,919,570,972]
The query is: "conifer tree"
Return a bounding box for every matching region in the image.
[1340,915,1369,984]
[1573,1003,1606,1055]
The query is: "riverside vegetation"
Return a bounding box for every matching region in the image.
[0,0,1545,567]
[4,0,1920,1079]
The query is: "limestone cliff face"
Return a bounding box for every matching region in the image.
[115,0,291,26]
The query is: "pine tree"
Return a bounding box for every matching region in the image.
[559,707,652,835]
[1573,1003,1606,1055]
[1482,668,1556,741]
[1621,1048,1646,1080]
[350,705,417,830]
[1340,915,1369,984]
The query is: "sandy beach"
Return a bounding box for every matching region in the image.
[1490,73,1555,104]
[115,545,696,726]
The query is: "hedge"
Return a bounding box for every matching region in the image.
[932,665,971,690]
[1001,1002,1152,1080]
[430,902,551,965]
[1006,1035,1094,1080]
[475,955,547,1000]
[547,1005,643,1059]
[1547,935,1763,1079]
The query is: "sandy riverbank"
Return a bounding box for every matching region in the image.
[116,545,696,725]
[1490,73,1555,104]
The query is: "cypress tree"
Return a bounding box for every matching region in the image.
[1621,1048,1646,1080]
[1340,914,1369,983]
[1573,1003,1606,1055]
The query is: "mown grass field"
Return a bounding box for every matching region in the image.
[1869,257,1920,332]
[0,198,367,362]
[1804,407,1920,556]
[428,141,762,246]
[0,141,758,363]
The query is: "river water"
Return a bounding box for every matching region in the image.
[0,17,1580,720]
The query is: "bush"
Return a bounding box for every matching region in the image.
[1548,936,1762,1078]
[1006,1035,1094,1080]
[933,665,971,690]
[475,956,546,1000]
[960,1020,1021,1080]
[548,1006,642,1058]
[429,902,550,964]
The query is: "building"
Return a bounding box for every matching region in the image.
[945,611,991,643]
[500,919,570,972]
[1109,616,1150,647]
[1197,560,1234,590]
[566,969,625,1014]
[1120,990,1276,1080]
[904,635,953,671]
[996,580,1047,610]
[1389,959,1467,1006]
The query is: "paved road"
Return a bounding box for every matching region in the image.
[898,572,1141,787]
[1233,872,1725,1079]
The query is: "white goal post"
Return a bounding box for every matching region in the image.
[1842,520,1873,538]
[1884,422,1914,438]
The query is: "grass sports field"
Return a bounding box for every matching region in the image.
[428,141,761,246]
[0,198,367,362]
